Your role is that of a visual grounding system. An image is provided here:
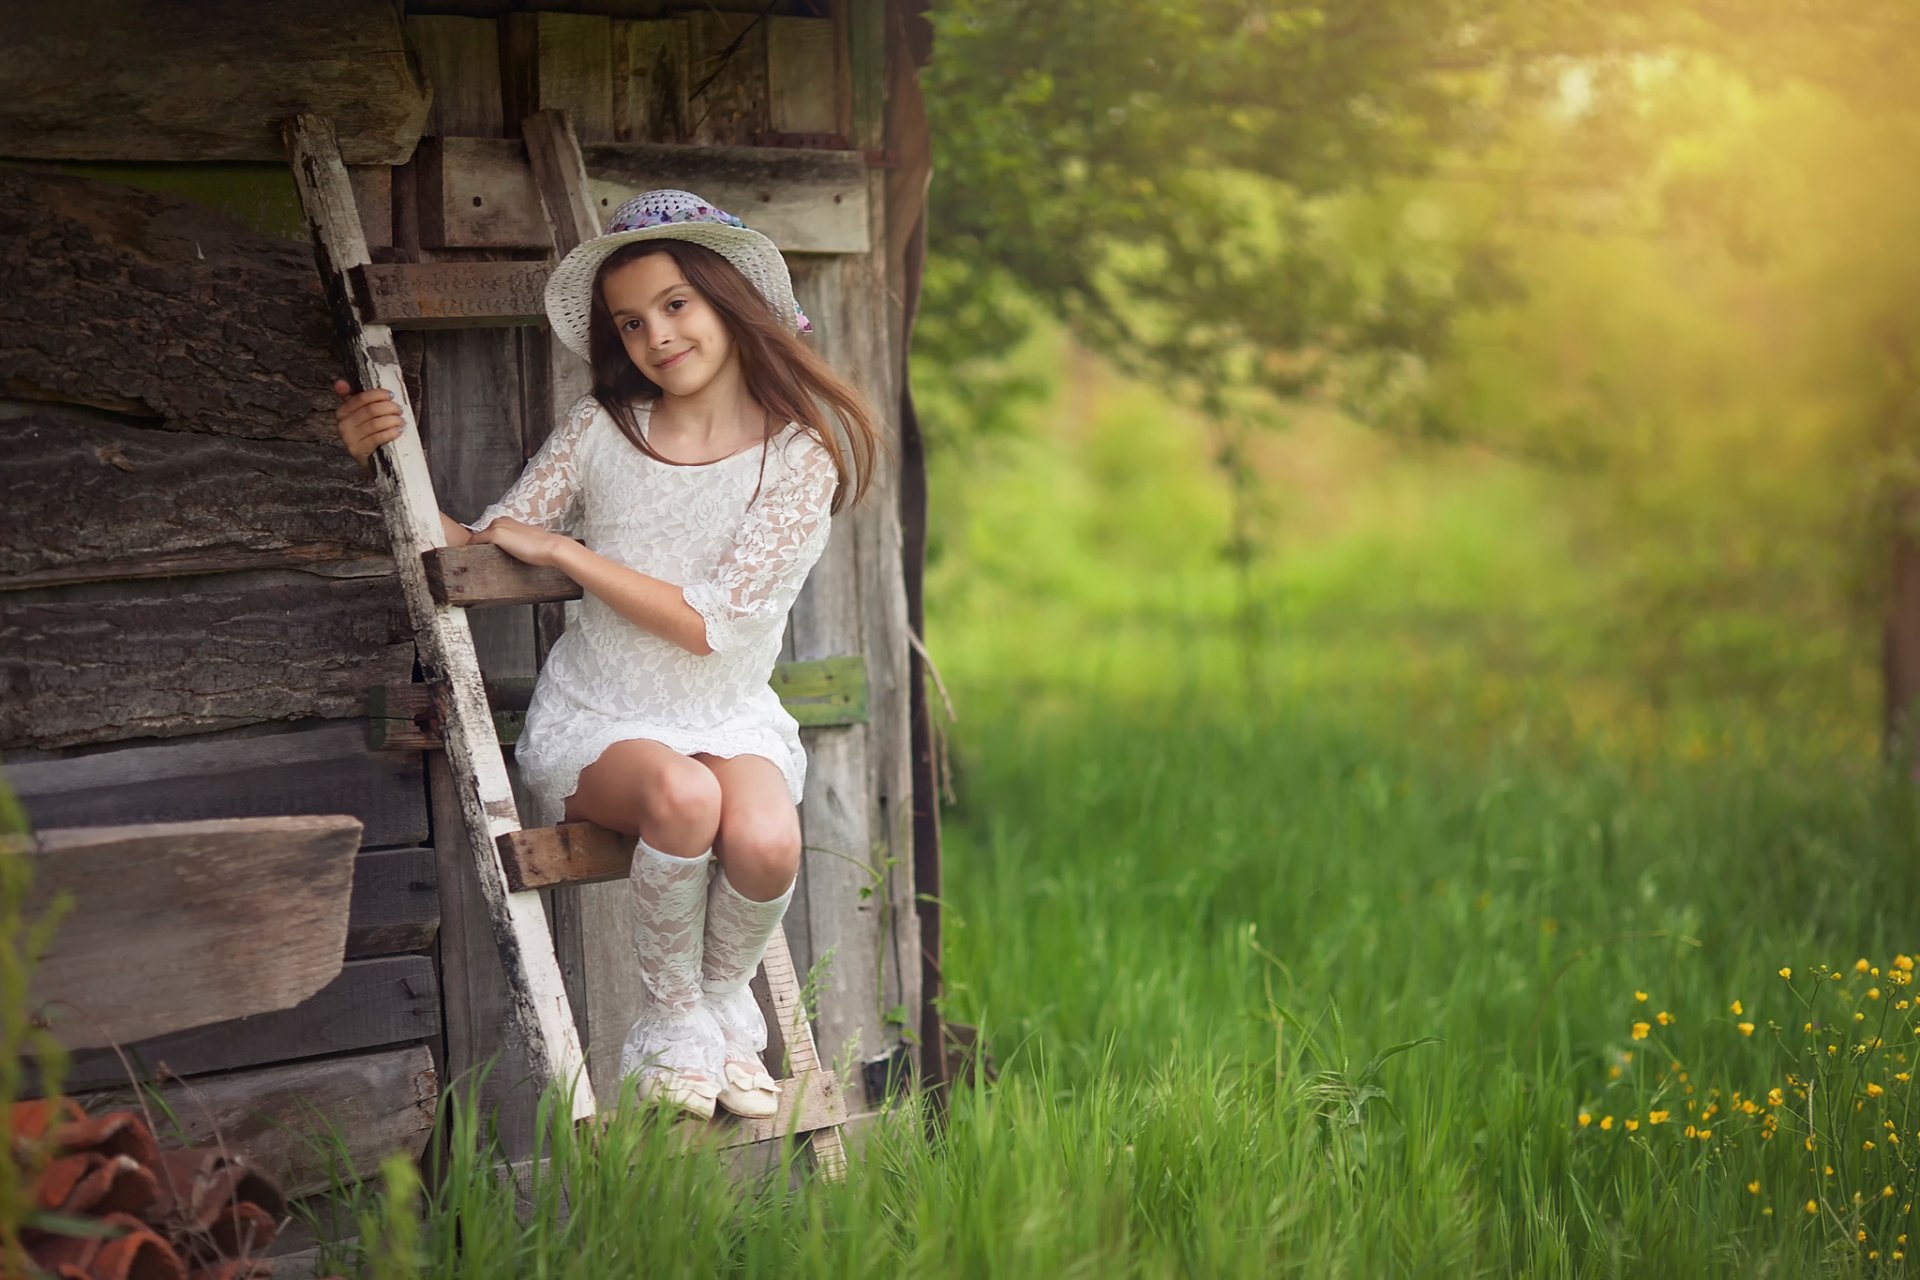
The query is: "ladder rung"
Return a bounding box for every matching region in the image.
[349,261,549,329]
[704,1068,847,1149]
[424,545,582,607]
[497,821,632,892]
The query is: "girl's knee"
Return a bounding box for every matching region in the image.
[719,814,801,892]
[638,760,723,848]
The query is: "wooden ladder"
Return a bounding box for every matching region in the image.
[283,111,847,1177]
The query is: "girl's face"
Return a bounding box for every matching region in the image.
[600,251,736,393]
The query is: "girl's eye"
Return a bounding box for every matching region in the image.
[667,299,685,312]
[621,318,642,332]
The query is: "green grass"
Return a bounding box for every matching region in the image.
[317,682,1918,1277]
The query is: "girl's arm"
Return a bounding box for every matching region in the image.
[551,543,713,655]
[441,513,474,547]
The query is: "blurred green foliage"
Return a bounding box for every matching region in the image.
[913,1,1920,729]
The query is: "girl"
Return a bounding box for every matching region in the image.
[332,189,881,1122]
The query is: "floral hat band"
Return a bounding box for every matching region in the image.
[543,188,814,360]
[608,198,747,233]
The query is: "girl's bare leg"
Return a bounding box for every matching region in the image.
[696,753,801,900]
[563,737,721,857]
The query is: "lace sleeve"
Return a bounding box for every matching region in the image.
[464,395,597,534]
[682,433,839,656]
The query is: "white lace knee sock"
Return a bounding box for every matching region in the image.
[619,841,723,1089]
[702,868,796,1085]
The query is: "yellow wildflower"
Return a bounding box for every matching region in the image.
[1748,1181,1761,1195]
[1600,1115,1614,1131]
[1865,1140,1875,1150]
[1624,1118,1639,1132]
[1768,1088,1784,1106]
[1870,987,1882,1000]
[1648,1109,1670,1124]
[1635,990,1648,1002]
[1684,1124,1697,1138]
[1807,1200,1819,1215]
[1780,968,1793,980]
[1868,1083,1885,1098]
[1858,958,1872,973]
[1897,955,1914,972]
[1738,1022,1755,1036]
[1886,1186,1897,1198]
[1656,1010,1674,1026]
[1730,999,1743,1016]
[1631,1022,1650,1041]
[1578,1112,1592,1128]
[1697,1128,1711,1139]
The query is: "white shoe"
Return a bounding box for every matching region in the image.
[637,1069,721,1121]
[716,1059,781,1119]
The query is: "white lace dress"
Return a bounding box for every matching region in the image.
[464,393,837,828]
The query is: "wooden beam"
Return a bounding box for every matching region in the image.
[285,113,594,1122]
[3,720,428,849]
[422,543,584,606]
[417,136,870,252]
[368,656,869,751]
[350,262,550,329]
[6,816,360,1051]
[1,569,413,752]
[0,1,429,163]
[345,846,440,958]
[80,1044,437,1201]
[59,955,440,1092]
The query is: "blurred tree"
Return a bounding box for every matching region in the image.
[914,0,1920,759]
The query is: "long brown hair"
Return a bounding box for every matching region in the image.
[586,240,883,514]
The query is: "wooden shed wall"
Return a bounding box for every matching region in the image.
[1,0,931,1178]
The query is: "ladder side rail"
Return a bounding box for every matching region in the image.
[283,113,596,1123]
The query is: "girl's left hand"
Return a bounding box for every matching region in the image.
[469,517,565,568]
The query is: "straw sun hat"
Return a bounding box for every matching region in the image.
[543,188,814,361]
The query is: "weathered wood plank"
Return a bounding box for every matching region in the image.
[82,1045,438,1201]
[7,816,360,1051]
[416,137,870,252]
[505,14,617,141]
[0,1,429,163]
[757,929,847,1176]
[850,0,926,1100]
[351,262,549,329]
[767,18,839,136]
[286,114,592,1120]
[346,846,440,958]
[423,543,584,607]
[0,169,344,444]
[429,755,545,1158]
[407,15,506,137]
[687,13,770,148]
[0,399,391,590]
[0,569,414,751]
[496,822,630,893]
[614,18,691,143]
[59,955,440,1092]
[2,720,428,848]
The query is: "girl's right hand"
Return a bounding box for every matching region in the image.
[332,378,406,466]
